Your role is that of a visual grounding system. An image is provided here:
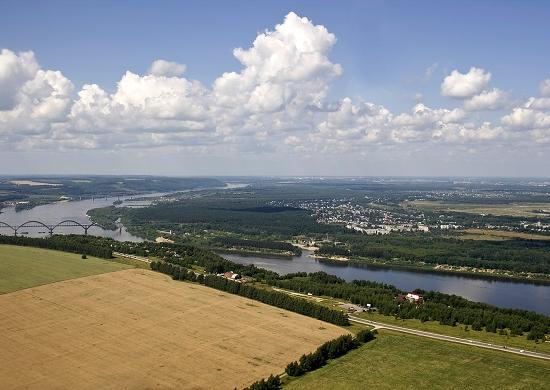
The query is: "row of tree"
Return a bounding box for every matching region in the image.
[213,236,302,255]
[244,375,281,390]
[243,330,375,389]
[0,235,112,258]
[286,331,375,377]
[271,272,549,340]
[150,261,349,326]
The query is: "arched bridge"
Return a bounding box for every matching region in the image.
[0,220,101,236]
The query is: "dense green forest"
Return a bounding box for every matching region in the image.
[212,236,301,255]
[319,234,550,274]
[118,197,342,237]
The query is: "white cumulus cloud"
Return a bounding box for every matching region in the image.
[441,67,491,98]
[148,59,186,77]
[464,88,508,111]
[0,12,548,156]
[540,79,550,96]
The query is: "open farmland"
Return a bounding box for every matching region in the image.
[0,269,347,390]
[409,200,550,217]
[0,245,131,293]
[284,331,550,390]
[458,228,550,241]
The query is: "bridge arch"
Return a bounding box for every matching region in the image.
[17,220,52,231]
[52,220,87,230]
[1,219,105,236]
[0,221,16,231]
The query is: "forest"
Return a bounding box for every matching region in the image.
[212,236,302,256]
[119,196,342,237]
[319,233,550,274]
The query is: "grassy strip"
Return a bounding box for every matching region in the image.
[0,245,131,293]
[356,311,550,354]
[284,330,550,390]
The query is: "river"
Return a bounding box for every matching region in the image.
[1,191,549,315]
[222,251,550,315]
[0,193,160,241]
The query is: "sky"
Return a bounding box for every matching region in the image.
[1,0,550,177]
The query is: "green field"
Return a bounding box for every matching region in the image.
[0,245,131,293]
[284,331,550,390]
[409,200,550,218]
[355,312,550,354]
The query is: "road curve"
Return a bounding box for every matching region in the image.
[349,316,550,361]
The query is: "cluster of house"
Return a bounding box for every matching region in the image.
[338,303,371,313]
[216,271,242,281]
[346,223,430,235]
[396,292,424,304]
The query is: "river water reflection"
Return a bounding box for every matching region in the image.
[222,250,550,315]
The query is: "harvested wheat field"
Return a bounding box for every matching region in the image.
[0,269,347,390]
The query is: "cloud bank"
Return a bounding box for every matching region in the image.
[1,12,549,160]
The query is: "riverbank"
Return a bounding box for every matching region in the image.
[344,256,550,286]
[310,252,550,285]
[214,248,294,259]
[223,250,550,315]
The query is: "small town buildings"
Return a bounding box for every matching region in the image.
[217,271,241,280]
[406,293,423,302]
[155,236,175,244]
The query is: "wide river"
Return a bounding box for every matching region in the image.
[224,251,550,315]
[1,193,549,315]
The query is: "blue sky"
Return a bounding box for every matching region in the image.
[1,1,550,176]
[3,1,548,108]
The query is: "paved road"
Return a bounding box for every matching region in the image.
[113,252,151,264]
[349,315,550,361]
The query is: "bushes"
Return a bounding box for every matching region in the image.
[356,329,376,343]
[285,332,375,377]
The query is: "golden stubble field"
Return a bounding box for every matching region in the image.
[406,200,550,217]
[0,269,347,390]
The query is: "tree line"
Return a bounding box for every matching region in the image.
[319,233,550,274]
[0,235,112,258]
[244,330,375,390]
[285,332,373,377]
[272,272,550,340]
[213,236,302,255]
[149,261,349,326]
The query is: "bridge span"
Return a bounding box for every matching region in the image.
[0,220,101,236]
